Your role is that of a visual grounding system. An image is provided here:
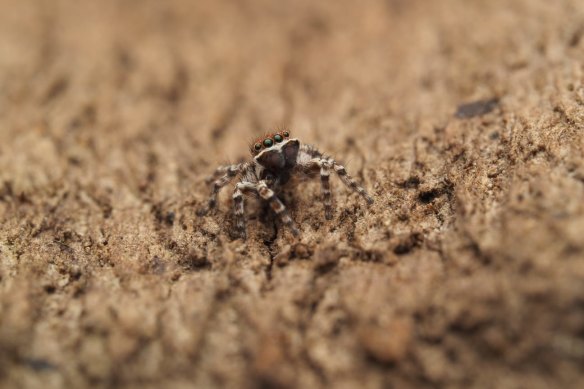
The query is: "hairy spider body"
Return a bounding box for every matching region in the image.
[203,130,373,239]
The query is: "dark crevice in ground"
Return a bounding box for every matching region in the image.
[263,222,279,282]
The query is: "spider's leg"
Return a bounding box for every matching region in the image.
[319,159,334,219]
[332,161,374,204]
[302,157,335,219]
[232,182,256,239]
[200,163,244,215]
[205,165,230,184]
[205,163,244,184]
[257,181,300,237]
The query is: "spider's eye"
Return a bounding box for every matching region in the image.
[254,143,262,151]
[274,134,283,143]
[263,138,274,147]
[283,131,289,137]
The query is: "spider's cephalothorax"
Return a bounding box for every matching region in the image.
[202,130,373,239]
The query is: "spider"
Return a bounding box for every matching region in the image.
[201,130,373,239]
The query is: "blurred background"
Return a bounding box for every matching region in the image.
[0,0,583,388]
[4,0,577,197]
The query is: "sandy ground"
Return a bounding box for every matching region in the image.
[1,0,584,388]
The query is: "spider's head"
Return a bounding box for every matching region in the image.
[250,130,299,171]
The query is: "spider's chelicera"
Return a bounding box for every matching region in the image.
[202,130,373,239]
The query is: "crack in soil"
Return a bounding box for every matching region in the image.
[263,220,279,282]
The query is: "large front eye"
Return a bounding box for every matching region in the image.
[263,138,274,147]
[254,143,262,151]
[274,134,283,143]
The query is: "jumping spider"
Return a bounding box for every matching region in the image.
[202,130,373,239]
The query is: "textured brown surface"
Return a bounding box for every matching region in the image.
[1,1,584,388]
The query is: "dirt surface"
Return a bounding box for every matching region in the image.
[1,0,584,388]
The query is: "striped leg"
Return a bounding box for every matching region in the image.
[205,163,244,211]
[257,181,300,237]
[232,182,256,239]
[319,159,334,220]
[301,158,335,219]
[333,162,374,204]
[205,163,244,184]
